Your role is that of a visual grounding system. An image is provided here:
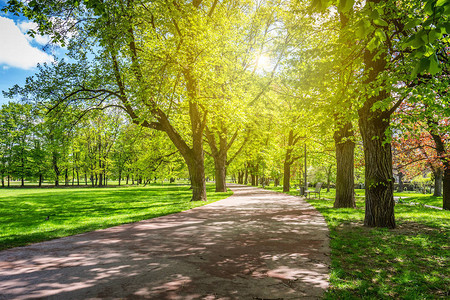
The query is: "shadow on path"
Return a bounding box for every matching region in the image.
[0,184,330,300]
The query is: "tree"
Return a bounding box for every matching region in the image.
[4,0,283,200]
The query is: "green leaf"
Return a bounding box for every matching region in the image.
[424,1,434,14]
[404,19,421,31]
[370,9,380,20]
[354,20,365,38]
[418,57,430,74]
[429,54,441,75]
[410,33,426,49]
[424,44,435,57]
[436,0,448,7]
[374,28,387,42]
[373,18,388,27]
[338,0,354,13]
[443,23,450,34]
[367,36,380,52]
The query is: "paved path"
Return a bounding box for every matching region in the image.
[0,184,330,299]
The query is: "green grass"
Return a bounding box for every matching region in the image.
[0,183,232,250]
[394,192,443,208]
[261,184,450,299]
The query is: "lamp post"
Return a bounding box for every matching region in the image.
[304,143,307,194]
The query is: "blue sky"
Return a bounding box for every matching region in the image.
[0,0,64,105]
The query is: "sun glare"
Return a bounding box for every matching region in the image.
[254,54,273,72]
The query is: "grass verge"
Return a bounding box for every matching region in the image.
[262,185,449,299]
[0,183,232,251]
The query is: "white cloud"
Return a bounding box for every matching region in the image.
[17,20,51,45]
[0,16,53,70]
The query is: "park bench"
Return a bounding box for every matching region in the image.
[305,182,322,199]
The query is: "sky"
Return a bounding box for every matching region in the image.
[0,1,60,105]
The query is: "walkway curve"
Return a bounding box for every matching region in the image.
[0,184,330,299]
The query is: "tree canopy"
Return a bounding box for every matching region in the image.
[2,0,450,226]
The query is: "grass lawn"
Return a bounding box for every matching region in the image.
[262,184,450,299]
[0,183,232,251]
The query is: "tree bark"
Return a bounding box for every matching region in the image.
[429,131,449,209]
[397,171,404,192]
[333,121,355,208]
[205,126,227,192]
[433,168,442,197]
[65,168,69,186]
[244,165,248,184]
[283,160,291,192]
[52,151,60,186]
[187,154,207,201]
[237,171,244,184]
[214,156,227,192]
[283,130,294,192]
[358,46,395,228]
[443,168,450,210]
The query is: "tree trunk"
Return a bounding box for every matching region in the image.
[244,165,248,184]
[357,34,395,228]
[326,171,331,193]
[52,152,60,186]
[187,152,207,201]
[429,131,449,209]
[397,171,404,192]
[333,121,355,208]
[65,169,69,186]
[433,168,442,197]
[443,168,450,210]
[39,173,42,187]
[205,127,228,193]
[214,156,227,192]
[283,160,291,192]
[237,171,244,184]
[274,177,279,187]
[359,108,395,228]
[20,148,25,187]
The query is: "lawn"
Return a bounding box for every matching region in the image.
[0,183,232,251]
[263,184,450,299]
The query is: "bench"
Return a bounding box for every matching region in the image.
[305,182,322,199]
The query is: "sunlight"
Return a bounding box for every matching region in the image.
[254,54,273,73]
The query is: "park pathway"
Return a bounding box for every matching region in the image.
[0,184,330,300]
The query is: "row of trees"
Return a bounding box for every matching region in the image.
[0,102,185,187]
[2,0,449,229]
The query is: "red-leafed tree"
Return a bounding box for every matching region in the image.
[392,130,443,196]
[394,95,450,210]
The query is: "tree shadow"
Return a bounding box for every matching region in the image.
[0,185,330,299]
